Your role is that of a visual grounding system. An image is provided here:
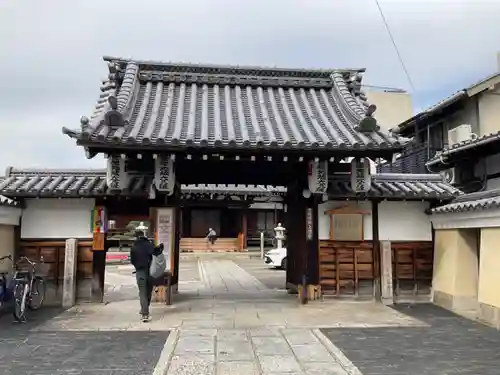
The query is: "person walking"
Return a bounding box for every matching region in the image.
[130,230,155,322]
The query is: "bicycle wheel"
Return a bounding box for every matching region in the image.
[13,283,29,322]
[28,277,46,310]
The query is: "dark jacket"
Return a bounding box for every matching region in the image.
[130,237,155,271]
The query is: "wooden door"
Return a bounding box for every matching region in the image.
[191,210,221,237]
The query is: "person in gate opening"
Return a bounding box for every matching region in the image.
[206,228,217,245]
[130,230,161,322]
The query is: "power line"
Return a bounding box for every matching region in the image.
[374,0,416,93]
[361,84,407,93]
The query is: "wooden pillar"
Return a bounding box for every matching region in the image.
[91,249,106,303]
[285,182,301,292]
[242,209,248,250]
[304,194,321,300]
[372,200,381,300]
[170,186,181,293]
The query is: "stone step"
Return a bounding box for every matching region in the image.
[180,237,239,252]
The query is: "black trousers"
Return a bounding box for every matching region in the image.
[208,236,216,245]
[135,269,153,315]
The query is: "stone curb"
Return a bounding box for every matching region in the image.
[312,328,363,375]
[152,329,179,375]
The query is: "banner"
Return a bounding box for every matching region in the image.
[90,206,108,233]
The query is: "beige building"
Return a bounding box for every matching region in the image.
[0,196,22,272]
[393,53,500,328]
[365,89,413,132]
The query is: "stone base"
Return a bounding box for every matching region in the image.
[433,290,479,313]
[286,282,298,294]
[44,281,61,306]
[478,302,500,329]
[76,279,92,303]
[43,279,93,307]
[381,296,394,306]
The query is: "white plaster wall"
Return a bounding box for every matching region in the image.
[477,85,500,136]
[379,201,432,241]
[318,200,431,241]
[21,199,95,239]
[487,177,500,190]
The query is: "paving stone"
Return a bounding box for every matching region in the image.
[180,328,217,337]
[301,361,349,375]
[175,336,214,354]
[249,327,283,337]
[217,340,255,360]
[252,336,293,355]
[217,361,258,375]
[258,355,302,373]
[167,354,215,375]
[217,329,249,341]
[291,344,334,362]
[182,319,234,329]
[282,329,320,345]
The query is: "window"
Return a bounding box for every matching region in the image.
[429,124,444,150]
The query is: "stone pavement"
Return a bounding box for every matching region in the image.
[2,253,499,374]
[321,303,500,375]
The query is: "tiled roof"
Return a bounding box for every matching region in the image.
[0,168,284,198]
[426,130,500,169]
[394,72,500,134]
[62,57,408,152]
[328,173,461,200]
[432,189,500,213]
[0,168,460,201]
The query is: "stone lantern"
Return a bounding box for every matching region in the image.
[274,223,286,249]
[135,221,149,235]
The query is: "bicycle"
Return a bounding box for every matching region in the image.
[0,255,13,315]
[12,256,48,322]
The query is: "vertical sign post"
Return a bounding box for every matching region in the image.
[306,208,313,241]
[156,208,175,273]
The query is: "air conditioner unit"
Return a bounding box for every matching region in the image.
[447,124,478,145]
[441,168,457,185]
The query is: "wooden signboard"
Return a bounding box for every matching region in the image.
[332,214,363,241]
[325,205,370,241]
[155,208,175,273]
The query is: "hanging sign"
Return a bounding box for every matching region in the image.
[106,154,128,191]
[350,157,371,193]
[308,160,328,194]
[154,155,176,195]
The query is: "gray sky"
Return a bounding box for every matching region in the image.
[0,0,499,171]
